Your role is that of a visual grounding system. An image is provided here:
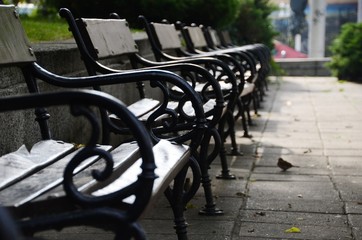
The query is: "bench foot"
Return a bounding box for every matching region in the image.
[199,206,224,216]
[227,148,244,156]
[218,145,236,180]
[173,218,188,240]
[216,171,236,180]
[243,133,253,138]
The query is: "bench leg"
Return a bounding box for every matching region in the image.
[252,90,260,114]
[214,112,237,180]
[165,165,190,240]
[226,109,243,156]
[235,98,252,138]
[198,129,224,216]
[242,95,254,126]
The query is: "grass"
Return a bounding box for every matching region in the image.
[20,15,73,42]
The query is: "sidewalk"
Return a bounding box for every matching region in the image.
[142,76,362,239]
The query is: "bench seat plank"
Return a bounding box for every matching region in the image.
[0,144,112,207]
[0,140,75,190]
[138,100,179,122]
[126,98,160,118]
[92,140,190,205]
[241,82,255,97]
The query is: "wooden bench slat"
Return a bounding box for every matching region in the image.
[138,100,178,122]
[109,98,160,122]
[152,23,182,50]
[91,140,190,205]
[0,145,112,207]
[0,140,74,190]
[187,27,208,48]
[81,18,138,59]
[240,82,255,97]
[0,5,36,66]
[127,98,160,117]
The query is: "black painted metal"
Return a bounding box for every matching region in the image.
[0,5,208,239]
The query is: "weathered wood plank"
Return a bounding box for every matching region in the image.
[187,27,207,48]
[81,18,138,59]
[0,144,113,206]
[152,23,182,50]
[0,5,36,66]
[92,140,190,205]
[0,140,74,190]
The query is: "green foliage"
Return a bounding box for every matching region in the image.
[41,0,240,28]
[227,0,278,50]
[327,22,362,81]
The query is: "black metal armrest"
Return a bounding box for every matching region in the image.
[28,63,206,147]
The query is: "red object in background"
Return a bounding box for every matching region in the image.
[274,40,307,58]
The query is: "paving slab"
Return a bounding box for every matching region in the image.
[239,210,348,226]
[238,221,352,239]
[245,198,344,214]
[330,157,362,176]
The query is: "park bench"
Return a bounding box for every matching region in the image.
[177,23,269,124]
[59,8,245,216]
[139,16,258,137]
[136,15,248,153]
[217,29,272,96]
[0,4,207,239]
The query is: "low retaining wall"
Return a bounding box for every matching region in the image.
[275,58,331,76]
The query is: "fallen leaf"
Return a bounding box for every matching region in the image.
[236,192,249,197]
[285,227,301,233]
[303,148,312,154]
[74,143,85,149]
[255,211,266,216]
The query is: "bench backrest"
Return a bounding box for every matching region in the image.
[151,23,182,50]
[0,4,52,140]
[184,26,208,49]
[0,5,36,66]
[219,30,233,47]
[76,18,138,60]
[207,28,222,48]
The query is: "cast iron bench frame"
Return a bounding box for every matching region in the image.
[58,8,244,216]
[0,4,207,240]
